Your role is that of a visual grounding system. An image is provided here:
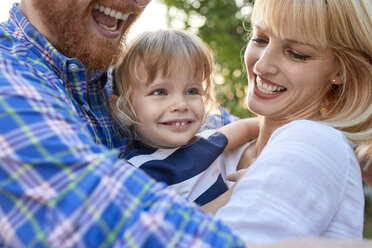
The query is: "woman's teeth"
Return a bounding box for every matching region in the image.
[94,4,130,21]
[256,77,286,95]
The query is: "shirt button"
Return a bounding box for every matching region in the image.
[82,105,90,112]
[68,63,79,72]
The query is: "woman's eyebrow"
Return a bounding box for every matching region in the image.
[253,23,317,49]
[285,38,317,49]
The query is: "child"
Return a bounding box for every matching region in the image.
[110,30,258,205]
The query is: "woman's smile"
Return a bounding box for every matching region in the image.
[254,75,287,100]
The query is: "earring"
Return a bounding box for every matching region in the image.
[332,79,336,82]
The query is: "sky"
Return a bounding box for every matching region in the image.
[0,0,168,40]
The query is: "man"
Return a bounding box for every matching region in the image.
[0,1,371,247]
[0,0,242,247]
[0,0,248,247]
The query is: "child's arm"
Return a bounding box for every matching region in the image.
[217,117,259,152]
[201,169,248,215]
[201,184,235,215]
[202,118,258,214]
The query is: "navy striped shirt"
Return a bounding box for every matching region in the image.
[124,130,229,205]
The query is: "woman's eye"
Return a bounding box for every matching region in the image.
[288,50,310,62]
[186,88,200,95]
[251,37,267,45]
[151,89,167,96]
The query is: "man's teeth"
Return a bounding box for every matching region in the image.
[98,23,117,31]
[94,4,130,21]
[256,77,286,95]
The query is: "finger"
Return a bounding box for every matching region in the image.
[226,169,247,182]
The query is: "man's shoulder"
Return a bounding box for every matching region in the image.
[0,20,49,77]
[0,50,65,103]
[0,19,29,58]
[0,33,35,81]
[0,34,56,85]
[0,53,45,86]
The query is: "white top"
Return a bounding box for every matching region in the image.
[216,120,364,243]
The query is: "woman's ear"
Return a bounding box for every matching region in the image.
[109,95,119,109]
[330,73,343,85]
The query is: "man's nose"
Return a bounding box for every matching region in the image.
[131,0,152,7]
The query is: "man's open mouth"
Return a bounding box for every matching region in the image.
[92,4,131,32]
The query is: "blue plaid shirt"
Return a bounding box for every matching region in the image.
[0,4,245,248]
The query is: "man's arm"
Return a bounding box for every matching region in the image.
[0,59,245,247]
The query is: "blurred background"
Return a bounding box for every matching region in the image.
[1,0,371,238]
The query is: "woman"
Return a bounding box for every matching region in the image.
[214,0,372,243]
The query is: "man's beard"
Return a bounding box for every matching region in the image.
[33,0,140,71]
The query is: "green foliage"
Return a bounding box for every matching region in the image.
[162,0,255,118]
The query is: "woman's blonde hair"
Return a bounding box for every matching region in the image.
[251,0,372,161]
[111,29,216,140]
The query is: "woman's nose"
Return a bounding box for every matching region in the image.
[247,44,279,76]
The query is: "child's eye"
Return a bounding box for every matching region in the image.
[186,88,200,95]
[287,50,310,62]
[151,89,167,96]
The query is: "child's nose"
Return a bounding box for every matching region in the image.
[170,99,189,112]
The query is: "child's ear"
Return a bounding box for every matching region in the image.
[109,95,119,109]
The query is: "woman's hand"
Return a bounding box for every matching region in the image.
[226,169,248,182]
[355,144,372,186]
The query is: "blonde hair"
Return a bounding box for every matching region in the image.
[111,29,216,140]
[251,0,372,156]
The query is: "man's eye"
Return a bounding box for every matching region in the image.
[186,88,200,95]
[151,89,167,96]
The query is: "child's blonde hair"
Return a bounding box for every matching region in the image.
[251,0,372,151]
[111,29,216,140]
